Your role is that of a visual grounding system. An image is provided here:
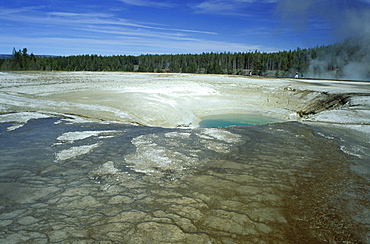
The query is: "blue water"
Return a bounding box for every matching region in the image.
[199,119,252,128]
[199,114,280,128]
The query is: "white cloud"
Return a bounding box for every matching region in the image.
[0,4,279,55]
[192,0,276,15]
[235,0,277,2]
[275,0,370,39]
[0,7,216,36]
[195,1,236,13]
[193,0,240,14]
[119,0,173,8]
[1,31,266,56]
[79,25,193,40]
[0,6,238,55]
[48,11,112,18]
[0,6,44,15]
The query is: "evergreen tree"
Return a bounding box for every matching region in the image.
[2,37,368,80]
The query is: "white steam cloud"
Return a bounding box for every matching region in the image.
[276,0,370,80]
[276,0,370,39]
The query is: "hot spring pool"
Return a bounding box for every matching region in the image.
[199,114,281,128]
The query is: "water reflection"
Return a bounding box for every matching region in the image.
[0,116,369,243]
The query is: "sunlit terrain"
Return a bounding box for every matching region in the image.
[1,72,370,243]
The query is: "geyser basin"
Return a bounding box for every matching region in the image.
[1,72,370,243]
[199,113,281,128]
[1,72,370,128]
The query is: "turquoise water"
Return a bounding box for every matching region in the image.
[199,114,281,128]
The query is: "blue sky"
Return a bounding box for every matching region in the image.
[0,0,369,56]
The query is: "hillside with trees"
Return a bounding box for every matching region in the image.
[1,37,369,80]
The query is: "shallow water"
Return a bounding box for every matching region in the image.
[199,113,281,128]
[1,115,369,243]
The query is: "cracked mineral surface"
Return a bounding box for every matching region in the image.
[1,72,370,243]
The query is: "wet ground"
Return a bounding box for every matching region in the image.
[1,72,370,243]
[0,115,369,243]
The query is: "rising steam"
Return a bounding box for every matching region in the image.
[276,0,370,80]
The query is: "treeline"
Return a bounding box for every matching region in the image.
[1,38,368,79]
[0,48,311,76]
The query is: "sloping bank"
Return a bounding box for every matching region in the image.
[1,72,369,128]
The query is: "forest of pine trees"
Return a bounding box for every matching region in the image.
[1,37,369,79]
[0,48,311,76]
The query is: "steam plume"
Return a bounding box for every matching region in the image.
[276,0,370,39]
[276,0,370,80]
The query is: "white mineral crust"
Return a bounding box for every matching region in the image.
[0,72,369,134]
